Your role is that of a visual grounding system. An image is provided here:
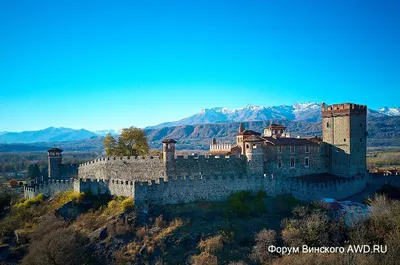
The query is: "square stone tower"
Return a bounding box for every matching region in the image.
[48,147,63,179]
[322,103,367,177]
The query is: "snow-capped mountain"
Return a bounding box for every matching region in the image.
[148,102,400,129]
[148,102,323,129]
[377,107,400,116]
[93,129,122,136]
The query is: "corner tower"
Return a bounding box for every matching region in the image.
[48,147,63,179]
[322,103,367,177]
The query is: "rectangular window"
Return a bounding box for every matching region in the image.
[290,157,295,168]
[305,145,309,153]
[290,145,295,154]
[305,157,309,167]
[277,157,282,168]
[277,145,282,153]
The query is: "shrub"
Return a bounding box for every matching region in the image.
[21,226,89,265]
[250,229,278,264]
[14,194,44,209]
[281,206,346,247]
[227,191,266,217]
[190,252,218,265]
[102,196,134,216]
[198,235,224,254]
[52,191,85,209]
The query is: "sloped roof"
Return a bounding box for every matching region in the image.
[237,129,261,136]
[162,138,177,144]
[243,135,264,142]
[262,136,321,146]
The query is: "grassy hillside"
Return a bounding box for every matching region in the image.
[1,189,400,265]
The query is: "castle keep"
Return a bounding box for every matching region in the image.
[25,103,370,205]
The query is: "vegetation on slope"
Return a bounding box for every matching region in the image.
[1,190,400,265]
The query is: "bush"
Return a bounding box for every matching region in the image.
[21,226,89,265]
[14,194,44,209]
[102,196,134,216]
[250,229,277,264]
[281,206,346,247]
[52,191,85,209]
[198,235,224,254]
[227,191,266,217]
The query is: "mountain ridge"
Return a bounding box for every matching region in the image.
[0,103,399,144]
[147,102,398,129]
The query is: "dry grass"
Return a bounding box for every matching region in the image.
[198,234,224,254]
[367,150,400,168]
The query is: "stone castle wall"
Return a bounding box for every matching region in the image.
[24,179,73,199]
[24,172,369,204]
[172,155,247,177]
[78,156,165,181]
[71,174,368,205]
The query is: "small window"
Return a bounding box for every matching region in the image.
[344,138,346,142]
[277,145,282,153]
[327,122,330,128]
[305,157,309,167]
[277,158,282,168]
[290,145,295,154]
[246,144,250,149]
[305,145,309,153]
[290,157,295,168]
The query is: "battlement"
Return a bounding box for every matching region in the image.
[322,103,367,117]
[24,178,74,199]
[175,154,238,160]
[79,156,161,167]
[283,175,367,201]
[210,143,232,152]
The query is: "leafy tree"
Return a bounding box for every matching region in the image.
[27,164,41,180]
[120,126,149,156]
[104,127,150,156]
[103,133,117,156]
[114,137,131,156]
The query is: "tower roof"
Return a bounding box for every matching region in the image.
[162,138,177,144]
[47,147,63,153]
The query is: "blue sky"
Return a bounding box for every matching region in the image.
[0,0,399,131]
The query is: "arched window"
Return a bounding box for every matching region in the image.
[327,122,330,128]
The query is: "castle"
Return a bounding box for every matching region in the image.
[25,103,370,205]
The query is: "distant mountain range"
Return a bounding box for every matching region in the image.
[148,103,400,129]
[0,102,398,145]
[0,127,98,144]
[1,115,399,152]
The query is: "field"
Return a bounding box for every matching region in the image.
[367,150,400,169]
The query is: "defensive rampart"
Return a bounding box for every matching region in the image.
[78,156,164,181]
[24,179,74,199]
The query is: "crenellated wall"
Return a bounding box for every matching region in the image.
[78,156,165,181]
[279,175,368,201]
[24,171,370,205]
[24,179,74,199]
